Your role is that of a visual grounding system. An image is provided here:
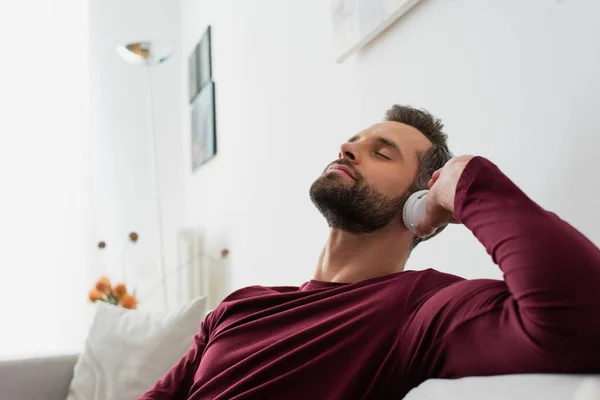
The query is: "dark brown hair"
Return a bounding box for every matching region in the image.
[385,105,452,249]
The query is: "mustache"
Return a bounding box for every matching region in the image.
[325,159,363,180]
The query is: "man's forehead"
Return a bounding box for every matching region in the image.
[357,122,432,148]
[365,121,417,136]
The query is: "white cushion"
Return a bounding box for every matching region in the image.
[404,374,600,400]
[66,296,206,400]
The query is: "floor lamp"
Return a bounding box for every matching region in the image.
[117,42,173,309]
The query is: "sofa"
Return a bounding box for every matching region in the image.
[3,298,598,400]
[0,353,77,400]
[1,353,599,400]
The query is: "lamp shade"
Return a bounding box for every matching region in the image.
[116,42,172,65]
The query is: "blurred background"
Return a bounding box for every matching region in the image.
[0,0,598,358]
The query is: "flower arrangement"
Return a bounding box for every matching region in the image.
[88,276,138,309]
[88,231,140,309]
[89,229,231,310]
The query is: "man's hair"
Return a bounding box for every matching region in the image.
[384,105,452,249]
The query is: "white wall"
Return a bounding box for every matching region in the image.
[354,0,600,278]
[181,0,360,306]
[89,0,184,303]
[0,0,91,357]
[180,0,600,303]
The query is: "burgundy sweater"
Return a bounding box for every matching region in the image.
[139,157,600,399]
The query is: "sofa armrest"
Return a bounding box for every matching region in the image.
[404,374,600,400]
[0,353,78,400]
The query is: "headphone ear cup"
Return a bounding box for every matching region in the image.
[402,190,429,234]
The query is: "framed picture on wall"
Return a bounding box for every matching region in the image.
[188,47,198,103]
[191,80,217,171]
[188,25,212,103]
[196,26,212,92]
[331,0,423,63]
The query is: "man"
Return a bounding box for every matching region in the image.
[140,105,600,399]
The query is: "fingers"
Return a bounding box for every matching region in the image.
[414,187,458,238]
[415,211,460,238]
[418,167,457,239]
[427,169,442,189]
[414,199,442,239]
[415,220,436,239]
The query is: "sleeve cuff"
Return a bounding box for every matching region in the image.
[453,156,497,223]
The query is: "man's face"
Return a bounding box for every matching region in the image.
[310,121,432,234]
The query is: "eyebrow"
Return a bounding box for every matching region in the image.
[348,135,404,159]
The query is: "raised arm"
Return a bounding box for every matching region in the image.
[413,156,600,379]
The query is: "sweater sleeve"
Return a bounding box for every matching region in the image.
[414,157,600,380]
[137,319,209,400]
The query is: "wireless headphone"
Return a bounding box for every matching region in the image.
[403,150,454,235]
[402,190,429,235]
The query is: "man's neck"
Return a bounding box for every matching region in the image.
[313,224,413,283]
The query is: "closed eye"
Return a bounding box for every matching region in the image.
[376,152,391,160]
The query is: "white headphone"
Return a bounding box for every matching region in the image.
[402,190,429,235]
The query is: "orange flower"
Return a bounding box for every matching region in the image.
[113,283,127,297]
[95,276,111,293]
[88,288,105,302]
[119,294,138,309]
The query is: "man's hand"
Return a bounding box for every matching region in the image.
[415,155,476,238]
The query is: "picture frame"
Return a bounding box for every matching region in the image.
[191,80,217,171]
[188,25,212,104]
[188,47,198,103]
[331,0,423,63]
[196,26,212,93]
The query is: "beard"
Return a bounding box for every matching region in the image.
[309,162,410,234]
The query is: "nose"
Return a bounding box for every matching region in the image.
[339,142,360,164]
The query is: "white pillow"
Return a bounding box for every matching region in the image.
[66,296,206,400]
